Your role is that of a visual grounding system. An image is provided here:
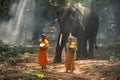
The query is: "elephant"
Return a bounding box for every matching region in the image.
[54,3,99,63]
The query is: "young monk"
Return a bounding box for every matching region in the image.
[65,36,77,73]
[38,34,49,69]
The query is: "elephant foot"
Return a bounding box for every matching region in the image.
[76,57,84,60]
[53,60,62,63]
[86,55,94,59]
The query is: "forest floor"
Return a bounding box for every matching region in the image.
[0,53,120,80]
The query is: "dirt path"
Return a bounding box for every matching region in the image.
[0,54,120,80]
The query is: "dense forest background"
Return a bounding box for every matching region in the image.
[0,0,120,80]
[0,0,120,63]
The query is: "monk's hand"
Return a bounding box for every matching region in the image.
[40,46,46,50]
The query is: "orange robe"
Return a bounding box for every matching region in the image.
[65,42,77,70]
[38,39,49,66]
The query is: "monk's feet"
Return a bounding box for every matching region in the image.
[65,70,74,73]
[65,70,68,73]
[44,66,47,69]
[41,66,43,69]
[71,70,74,73]
[41,66,47,69]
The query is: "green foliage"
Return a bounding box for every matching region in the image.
[0,40,16,60]
[0,40,37,65]
[0,40,18,65]
[0,0,15,20]
[0,70,44,79]
[106,39,120,61]
[22,72,36,80]
[102,64,120,79]
[93,0,109,6]
[38,0,76,7]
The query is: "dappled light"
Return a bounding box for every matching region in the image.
[0,0,120,80]
[0,54,120,80]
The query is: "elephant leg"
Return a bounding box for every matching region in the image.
[76,43,82,60]
[54,42,63,63]
[54,33,68,63]
[88,39,95,58]
[83,39,88,58]
[76,40,85,60]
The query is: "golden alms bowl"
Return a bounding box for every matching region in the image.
[39,43,45,48]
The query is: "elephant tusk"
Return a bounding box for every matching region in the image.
[59,33,63,46]
[54,19,58,21]
[69,32,72,37]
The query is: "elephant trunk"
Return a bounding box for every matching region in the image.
[59,33,63,46]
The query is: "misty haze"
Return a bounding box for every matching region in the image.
[0,0,120,80]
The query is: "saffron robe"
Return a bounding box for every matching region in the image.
[65,42,77,70]
[38,39,49,66]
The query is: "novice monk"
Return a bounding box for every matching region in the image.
[65,36,77,73]
[38,34,49,69]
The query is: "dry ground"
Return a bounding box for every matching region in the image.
[0,53,120,80]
